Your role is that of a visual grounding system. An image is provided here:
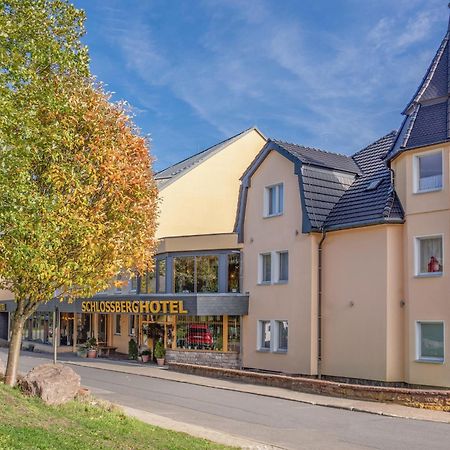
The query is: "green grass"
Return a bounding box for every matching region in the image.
[0,383,236,450]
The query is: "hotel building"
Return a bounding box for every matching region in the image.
[1,20,450,387]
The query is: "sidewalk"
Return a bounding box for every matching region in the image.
[63,356,450,424]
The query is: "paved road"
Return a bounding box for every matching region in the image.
[2,349,450,450]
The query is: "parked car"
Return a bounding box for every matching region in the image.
[186,324,213,349]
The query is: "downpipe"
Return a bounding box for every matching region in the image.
[317,229,326,379]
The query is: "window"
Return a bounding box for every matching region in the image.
[228,253,240,293]
[416,236,443,275]
[259,321,271,350]
[140,269,156,294]
[174,257,195,293]
[264,183,284,217]
[173,255,219,293]
[415,151,442,193]
[417,322,444,362]
[128,315,136,336]
[258,320,288,353]
[276,320,288,351]
[130,274,137,292]
[114,273,123,293]
[157,259,166,293]
[114,314,121,335]
[260,253,271,283]
[196,256,219,293]
[277,251,289,282]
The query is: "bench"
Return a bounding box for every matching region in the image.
[96,345,117,357]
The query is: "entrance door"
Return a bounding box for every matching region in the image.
[0,312,8,340]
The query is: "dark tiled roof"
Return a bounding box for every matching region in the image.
[302,166,355,229]
[387,26,450,161]
[155,127,265,189]
[273,140,361,174]
[325,132,404,230]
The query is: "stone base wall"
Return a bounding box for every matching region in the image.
[165,349,240,369]
[168,363,450,411]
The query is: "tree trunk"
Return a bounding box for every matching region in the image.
[4,308,26,386]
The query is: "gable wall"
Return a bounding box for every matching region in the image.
[156,131,266,239]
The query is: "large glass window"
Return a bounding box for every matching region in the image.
[196,256,219,292]
[417,322,444,362]
[174,257,195,293]
[265,183,284,216]
[176,316,224,351]
[416,152,442,192]
[417,236,443,275]
[157,259,166,293]
[227,316,241,352]
[259,321,271,350]
[140,269,156,294]
[260,253,271,283]
[228,253,240,293]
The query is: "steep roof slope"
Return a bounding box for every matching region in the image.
[325,132,404,230]
[387,21,450,161]
[155,127,266,189]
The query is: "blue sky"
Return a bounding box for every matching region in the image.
[75,0,447,171]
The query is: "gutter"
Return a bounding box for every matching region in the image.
[317,228,326,379]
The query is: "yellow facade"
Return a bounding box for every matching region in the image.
[156,128,267,239]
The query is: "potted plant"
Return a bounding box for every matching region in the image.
[141,349,151,363]
[86,337,97,358]
[77,344,88,358]
[154,341,166,366]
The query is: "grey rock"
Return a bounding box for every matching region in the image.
[20,363,80,405]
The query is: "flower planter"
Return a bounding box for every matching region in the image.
[87,349,97,358]
[142,354,150,363]
[156,358,165,367]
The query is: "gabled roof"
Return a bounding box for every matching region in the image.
[155,127,266,189]
[325,132,404,230]
[235,132,404,241]
[387,20,450,161]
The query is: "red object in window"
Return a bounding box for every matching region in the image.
[187,324,214,349]
[428,256,440,273]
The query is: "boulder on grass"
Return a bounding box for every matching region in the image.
[20,363,80,405]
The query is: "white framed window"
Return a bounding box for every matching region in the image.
[414,151,443,193]
[416,321,444,363]
[257,320,288,353]
[264,183,284,217]
[275,320,288,352]
[258,320,271,350]
[415,235,443,276]
[114,314,121,335]
[277,251,289,282]
[259,253,272,283]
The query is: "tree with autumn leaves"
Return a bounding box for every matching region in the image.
[0,0,158,385]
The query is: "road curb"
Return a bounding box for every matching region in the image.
[121,405,283,449]
[64,360,450,425]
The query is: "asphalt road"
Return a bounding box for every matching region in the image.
[2,349,450,450]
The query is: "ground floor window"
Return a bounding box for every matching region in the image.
[114,314,121,335]
[76,313,92,344]
[417,321,444,363]
[24,313,54,345]
[258,319,288,353]
[176,316,223,350]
